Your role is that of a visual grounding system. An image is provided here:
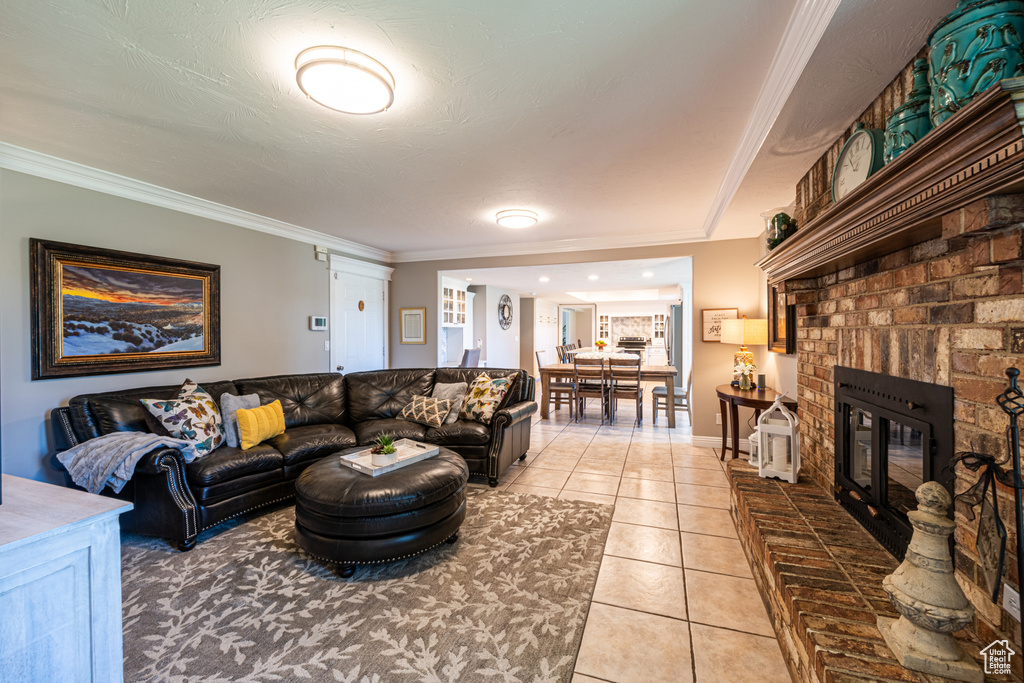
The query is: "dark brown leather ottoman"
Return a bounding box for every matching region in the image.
[294,446,469,577]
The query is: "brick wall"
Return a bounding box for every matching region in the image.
[785,195,1024,676]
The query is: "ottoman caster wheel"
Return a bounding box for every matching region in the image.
[519,453,527,461]
[445,533,459,544]
[337,565,357,579]
[488,477,499,487]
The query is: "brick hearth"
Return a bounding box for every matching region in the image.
[726,461,1008,682]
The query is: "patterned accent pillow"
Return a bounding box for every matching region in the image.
[461,373,513,425]
[140,379,225,456]
[398,395,453,429]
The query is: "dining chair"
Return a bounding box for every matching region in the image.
[653,367,693,426]
[608,355,643,426]
[459,349,481,367]
[537,350,575,418]
[573,356,608,424]
[556,345,569,363]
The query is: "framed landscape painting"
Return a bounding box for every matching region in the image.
[31,239,220,379]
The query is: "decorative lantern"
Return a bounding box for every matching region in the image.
[748,426,760,467]
[757,395,800,483]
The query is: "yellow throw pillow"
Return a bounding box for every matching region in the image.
[236,400,286,450]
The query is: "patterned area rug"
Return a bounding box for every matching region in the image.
[121,488,612,682]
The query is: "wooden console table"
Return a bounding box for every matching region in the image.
[716,385,797,461]
[0,475,132,682]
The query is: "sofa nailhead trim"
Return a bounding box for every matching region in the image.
[199,494,294,533]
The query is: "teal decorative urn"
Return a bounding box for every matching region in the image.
[884,59,934,163]
[928,0,1024,127]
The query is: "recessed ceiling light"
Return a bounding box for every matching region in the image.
[642,271,654,278]
[495,209,538,229]
[588,275,599,280]
[530,292,537,296]
[295,46,395,115]
[465,278,473,281]
[539,276,550,282]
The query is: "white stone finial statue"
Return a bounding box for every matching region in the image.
[877,482,982,682]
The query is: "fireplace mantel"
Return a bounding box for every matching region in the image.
[757,77,1024,283]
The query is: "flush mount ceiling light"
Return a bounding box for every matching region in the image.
[539,276,550,282]
[588,275,599,281]
[642,271,654,278]
[495,209,538,229]
[295,46,395,115]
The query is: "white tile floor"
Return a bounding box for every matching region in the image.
[489,384,793,683]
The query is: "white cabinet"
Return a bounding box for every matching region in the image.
[0,475,132,682]
[653,314,666,345]
[441,278,469,327]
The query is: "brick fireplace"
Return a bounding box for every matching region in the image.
[735,72,1024,681]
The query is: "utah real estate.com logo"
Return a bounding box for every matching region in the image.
[981,639,1015,675]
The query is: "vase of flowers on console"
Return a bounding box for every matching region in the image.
[735,362,757,391]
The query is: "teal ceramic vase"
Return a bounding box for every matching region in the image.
[884,59,933,163]
[928,0,1024,127]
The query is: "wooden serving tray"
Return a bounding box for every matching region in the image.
[339,439,440,476]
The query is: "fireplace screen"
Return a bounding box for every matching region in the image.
[835,367,953,559]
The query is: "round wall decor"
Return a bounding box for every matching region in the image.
[498,294,513,330]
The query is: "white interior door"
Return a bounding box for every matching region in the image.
[329,256,393,374]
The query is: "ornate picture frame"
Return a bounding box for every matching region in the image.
[769,282,796,354]
[31,239,220,379]
[400,307,426,344]
[701,308,738,342]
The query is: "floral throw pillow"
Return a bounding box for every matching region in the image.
[461,373,514,425]
[140,379,225,456]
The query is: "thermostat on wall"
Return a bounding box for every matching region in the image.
[309,316,328,331]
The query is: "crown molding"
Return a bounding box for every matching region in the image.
[0,141,392,263]
[389,228,708,263]
[329,253,394,280]
[700,0,841,239]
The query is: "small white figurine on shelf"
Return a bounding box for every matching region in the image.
[756,395,800,483]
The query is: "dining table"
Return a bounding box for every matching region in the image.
[538,363,679,427]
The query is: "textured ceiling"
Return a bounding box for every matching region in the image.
[0,0,955,259]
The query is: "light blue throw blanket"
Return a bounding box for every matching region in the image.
[57,432,200,494]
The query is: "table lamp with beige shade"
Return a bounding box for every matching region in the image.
[721,317,768,387]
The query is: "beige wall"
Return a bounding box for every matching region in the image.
[389,238,763,441]
[0,169,354,483]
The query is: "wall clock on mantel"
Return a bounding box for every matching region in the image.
[498,294,513,330]
[831,122,885,203]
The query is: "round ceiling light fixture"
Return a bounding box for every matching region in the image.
[642,271,654,278]
[495,209,538,229]
[295,46,395,115]
[588,275,599,281]
[539,276,550,282]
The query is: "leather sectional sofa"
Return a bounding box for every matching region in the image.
[52,368,536,550]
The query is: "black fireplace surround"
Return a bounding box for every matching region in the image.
[834,366,954,559]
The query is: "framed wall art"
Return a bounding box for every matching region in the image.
[769,283,796,354]
[400,307,426,344]
[701,308,738,342]
[31,239,221,380]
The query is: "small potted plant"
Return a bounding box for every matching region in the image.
[371,433,398,465]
